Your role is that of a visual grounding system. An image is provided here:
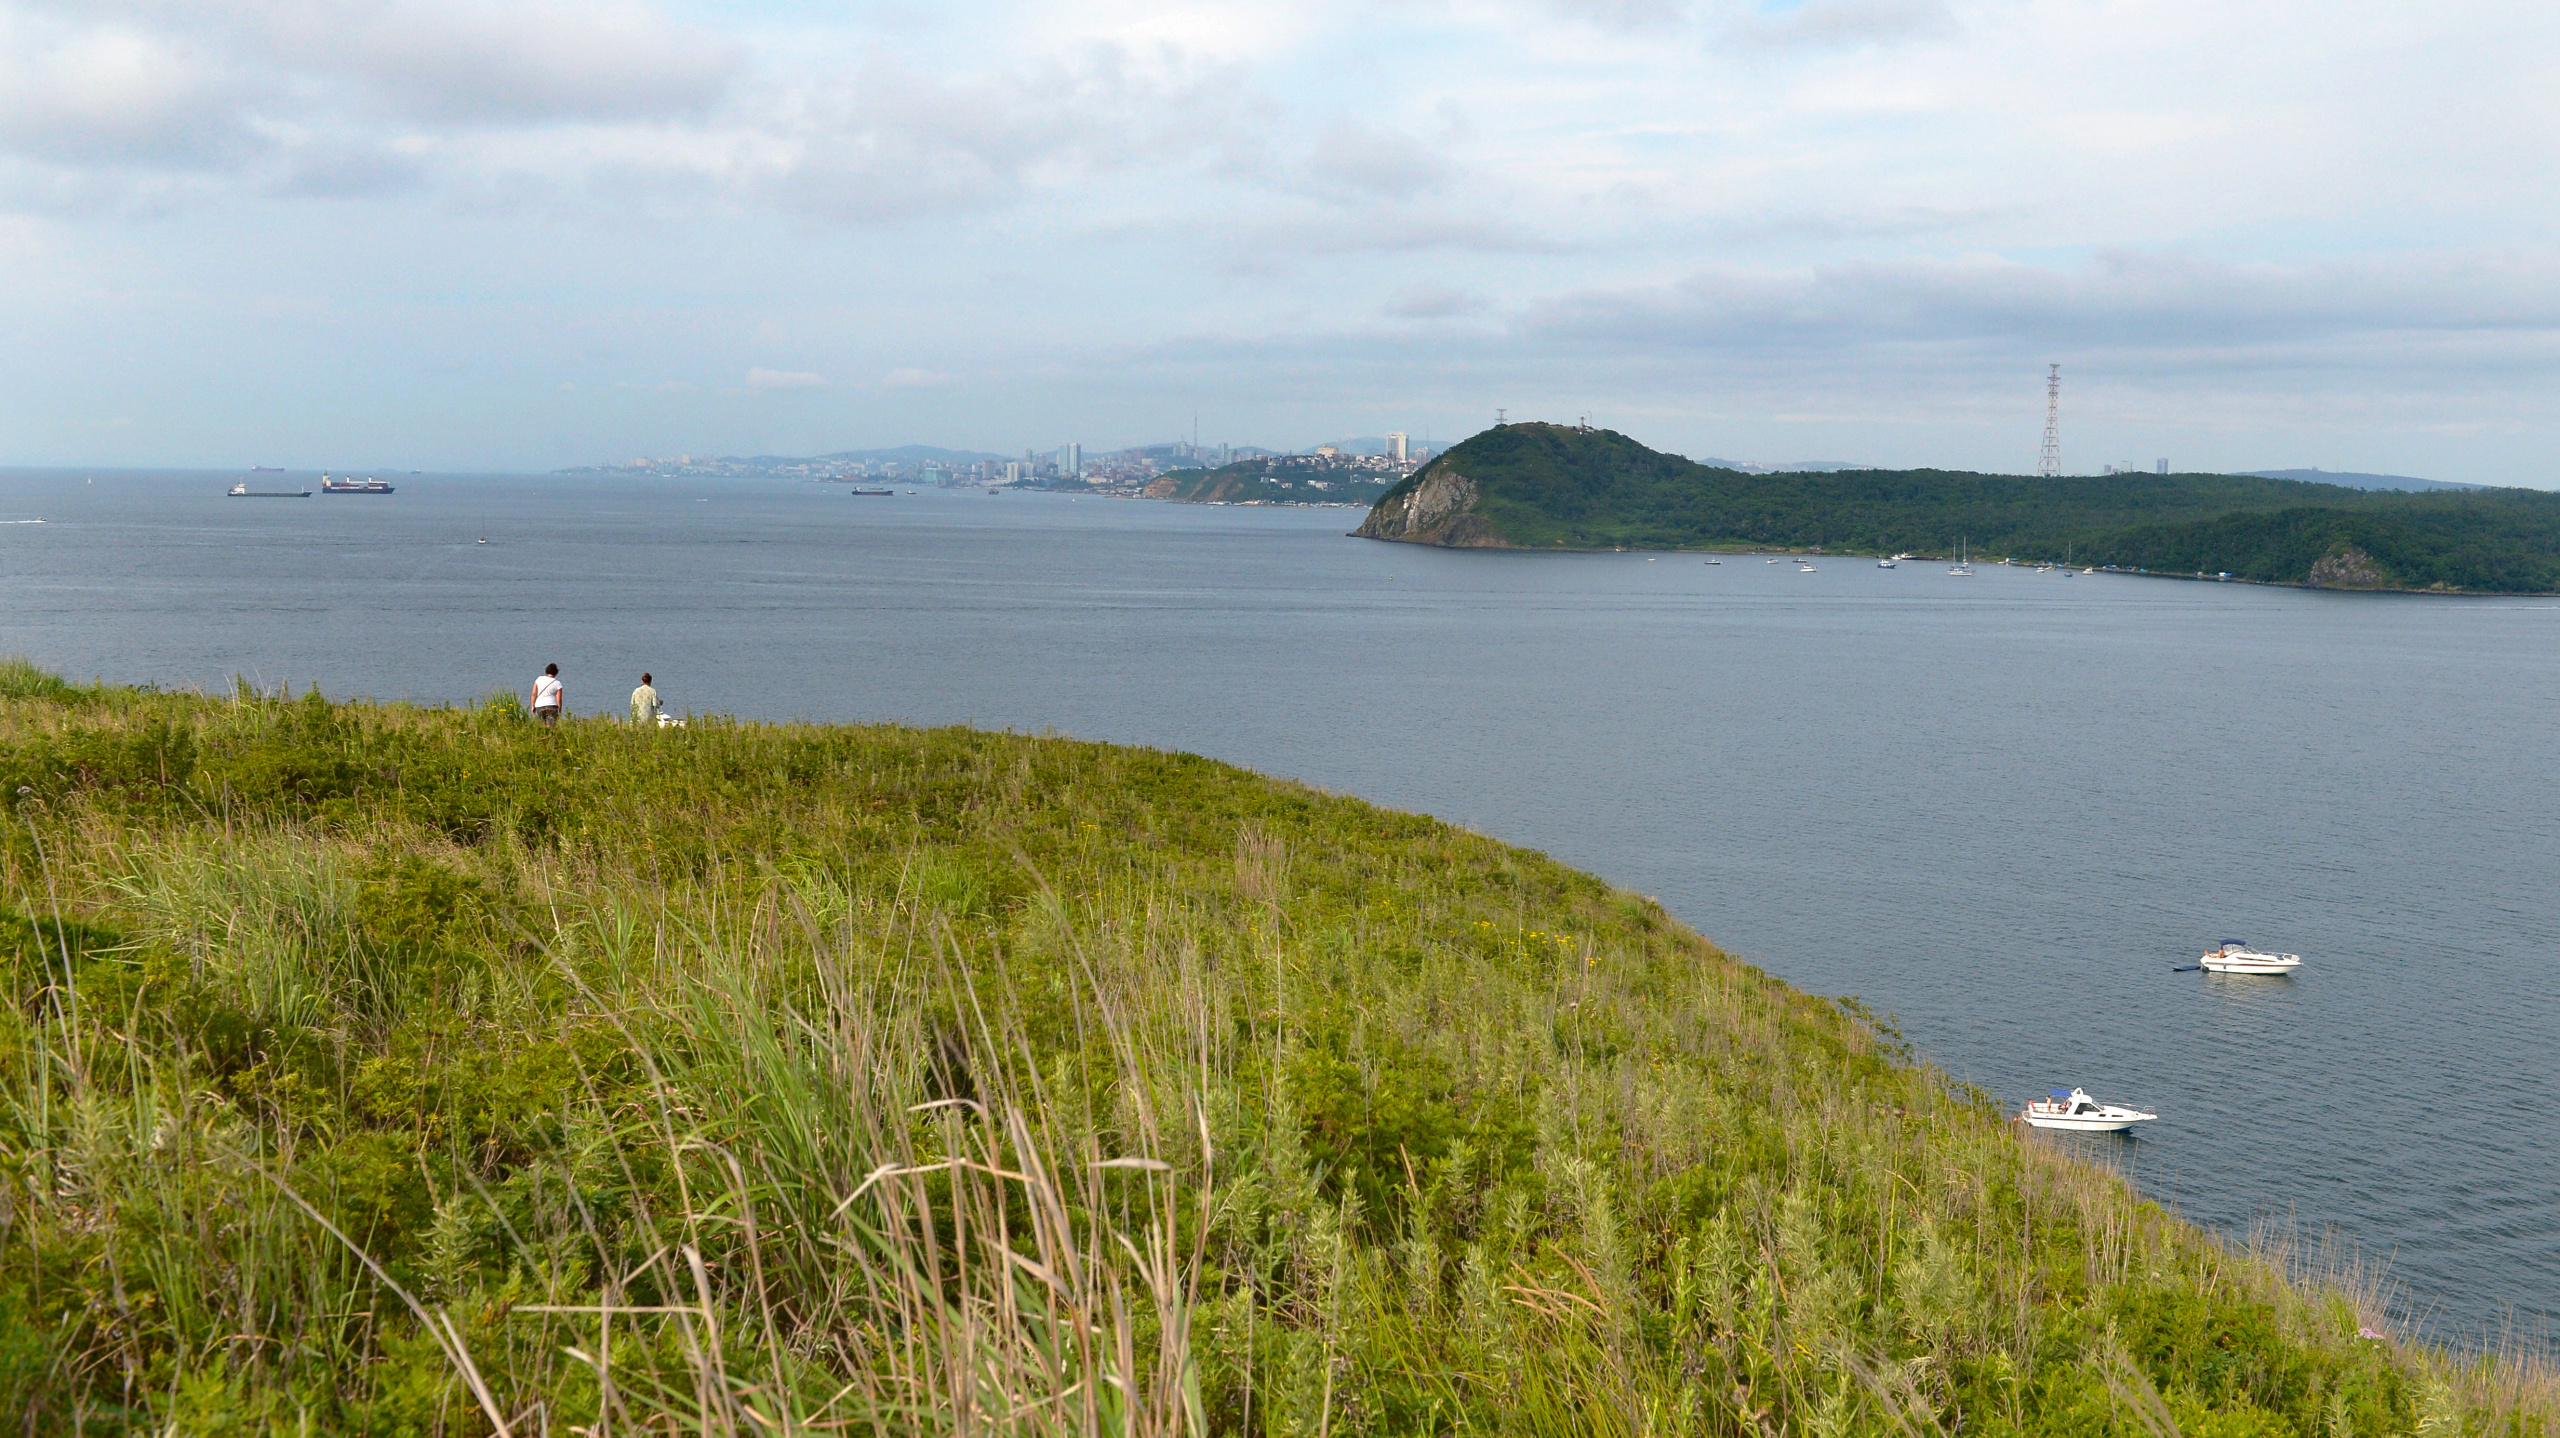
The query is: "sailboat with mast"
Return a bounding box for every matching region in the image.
[1948,538,1973,576]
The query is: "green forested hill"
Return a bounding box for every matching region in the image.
[1147,457,1395,505]
[0,663,2539,1433]
[1356,424,2560,591]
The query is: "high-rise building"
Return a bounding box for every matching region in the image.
[1058,442,1081,478]
[2156,458,2169,474]
[1386,432,1409,464]
[1004,461,1023,484]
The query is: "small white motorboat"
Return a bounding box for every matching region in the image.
[2199,940,2303,975]
[1798,561,1818,572]
[2021,1087,2156,1132]
[1876,557,1897,568]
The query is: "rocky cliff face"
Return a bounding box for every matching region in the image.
[2307,544,2391,589]
[1352,468,1509,546]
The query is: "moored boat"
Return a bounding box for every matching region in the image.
[2199,940,2303,975]
[2020,1087,2156,1132]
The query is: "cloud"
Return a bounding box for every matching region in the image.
[10,0,2560,482]
[1386,284,1488,319]
[1722,0,1959,49]
[1518,251,2560,395]
[0,12,255,168]
[259,0,743,124]
[740,48,1258,225]
[0,0,739,196]
[1303,120,1452,200]
[745,367,825,391]
[1546,0,1690,32]
[269,139,427,197]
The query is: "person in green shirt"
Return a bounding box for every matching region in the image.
[630,673,662,726]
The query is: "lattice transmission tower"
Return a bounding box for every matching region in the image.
[2038,364,2062,477]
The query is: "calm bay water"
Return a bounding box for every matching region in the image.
[4,468,2555,1343]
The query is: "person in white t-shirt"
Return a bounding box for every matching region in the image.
[531,664,563,726]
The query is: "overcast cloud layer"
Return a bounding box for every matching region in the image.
[2,0,2554,479]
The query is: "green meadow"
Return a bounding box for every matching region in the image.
[0,660,2545,1435]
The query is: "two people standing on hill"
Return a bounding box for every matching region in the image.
[530,664,673,726]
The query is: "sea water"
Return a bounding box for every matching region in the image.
[3,468,2553,1345]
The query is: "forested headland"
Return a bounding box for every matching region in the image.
[1146,457,1396,506]
[1356,424,2560,592]
[0,662,2547,1433]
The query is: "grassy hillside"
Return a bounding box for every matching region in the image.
[1146,459,1395,506]
[1356,425,2560,592]
[0,661,2545,1435]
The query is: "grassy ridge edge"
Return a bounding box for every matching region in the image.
[0,664,2546,1434]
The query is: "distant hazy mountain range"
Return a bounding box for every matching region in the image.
[1696,458,1864,474]
[561,446,1009,474]
[807,445,1013,465]
[2243,468,2483,492]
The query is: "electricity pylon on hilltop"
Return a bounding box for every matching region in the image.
[2039,364,2062,477]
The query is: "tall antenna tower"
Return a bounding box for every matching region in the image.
[2038,364,2061,477]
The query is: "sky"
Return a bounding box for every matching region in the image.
[2,0,2555,481]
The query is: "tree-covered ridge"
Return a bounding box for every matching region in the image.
[1146,457,1396,505]
[0,660,2545,1434]
[1358,424,2560,591]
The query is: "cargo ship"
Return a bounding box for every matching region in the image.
[320,475,396,494]
[229,482,312,497]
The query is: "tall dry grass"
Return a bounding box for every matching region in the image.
[0,677,2547,1435]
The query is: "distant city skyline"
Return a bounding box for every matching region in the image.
[2,0,2551,486]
